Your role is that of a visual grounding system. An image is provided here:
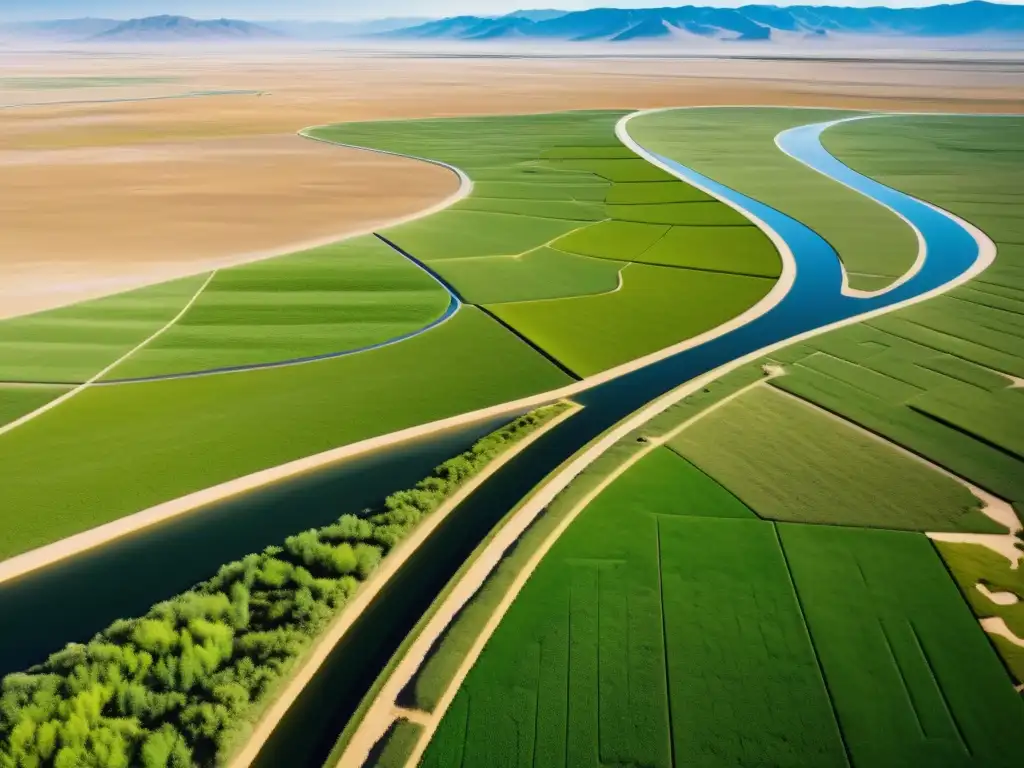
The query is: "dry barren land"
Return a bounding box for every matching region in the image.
[2,47,1022,316]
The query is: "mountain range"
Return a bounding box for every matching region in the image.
[2,3,1023,45]
[389,2,1024,43]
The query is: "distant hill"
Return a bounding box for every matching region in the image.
[90,15,279,42]
[0,18,121,40]
[387,1,1024,43]
[261,17,433,39]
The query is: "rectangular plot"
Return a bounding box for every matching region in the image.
[639,225,780,277]
[556,158,677,183]
[471,181,609,202]
[605,181,712,205]
[781,524,1024,768]
[567,566,600,768]
[659,516,847,768]
[554,220,669,261]
[456,197,606,222]
[908,387,1024,460]
[608,202,751,226]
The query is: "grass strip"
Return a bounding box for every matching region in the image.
[0,404,568,768]
[364,719,422,768]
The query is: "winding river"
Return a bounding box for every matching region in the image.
[0,112,992,767]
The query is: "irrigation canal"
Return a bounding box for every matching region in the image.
[0,113,987,767]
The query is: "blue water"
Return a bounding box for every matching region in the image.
[573,117,982,405]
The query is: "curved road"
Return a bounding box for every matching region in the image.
[0,109,996,767]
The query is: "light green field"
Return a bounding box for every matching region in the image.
[104,237,449,379]
[935,541,1024,683]
[0,308,569,560]
[0,275,209,382]
[782,524,1024,767]
[628,107,919,290]
[432,248,624,305]
[671,384,992,532]
[0,385,71,427]
[553,220,669,260]
[489,263,773,376]
[607,202,750,226]
[422,453,850,768]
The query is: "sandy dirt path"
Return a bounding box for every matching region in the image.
[226,402,582,768]
[337,368,785,768]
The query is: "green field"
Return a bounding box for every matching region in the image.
[102,237,450,379]
[782,524,1024,767]
[432,248,623,305]
[0,385,71,427]
[490,264,773,376]
[935,541,1024,683]
[671,385,992,532]
[0,275,209,382]
[421,450,850,768]
[317,111,779,370]
[628,107,919,290]
[758,116,1024,510]
[0,308,569,560]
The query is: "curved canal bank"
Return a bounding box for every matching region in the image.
[0,109,995,766]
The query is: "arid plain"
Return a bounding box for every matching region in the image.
[3,47,1023,318]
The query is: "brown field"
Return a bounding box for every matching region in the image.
[2,47,1022,317]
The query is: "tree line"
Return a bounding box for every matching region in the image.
[0,403,569,768]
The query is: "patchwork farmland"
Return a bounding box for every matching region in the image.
[1,78,1023,768]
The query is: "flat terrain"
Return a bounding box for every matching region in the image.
[628,106,920,291]
[3,49,1022,317]
[423,443,1024,767]
[671,385,989,532]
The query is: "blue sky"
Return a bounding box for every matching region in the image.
[1,0,1021,22]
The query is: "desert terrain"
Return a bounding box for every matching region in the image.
[2,46,1022,318]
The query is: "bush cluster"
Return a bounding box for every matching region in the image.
[0,405,566,768]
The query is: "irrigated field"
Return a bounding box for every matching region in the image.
[423,438,1024,768]
[1,108,777,557]
[490,264,773,376]
[103,236,451,379]
[771,116,1024,510]
[670,385,990,532]
[315,111,779,374]
[0,308,567,560]
[421,450,850,768]
[627,107,920,291]
[782,524,1024,767]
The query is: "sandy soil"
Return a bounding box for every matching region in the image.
[1,47,1021,317]
[976,583,1020,606]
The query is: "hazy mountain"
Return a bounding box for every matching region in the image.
[504,10,569,23]
[388,1,1024,43]
[90,15,279,42]
[0,17,121,40]
[261,17,432,40]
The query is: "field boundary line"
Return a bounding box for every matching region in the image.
[226,402,583,768]
[336,371,783,768]
[767,385,1021,537]
[0,271,217,438]
[0,107,996,595]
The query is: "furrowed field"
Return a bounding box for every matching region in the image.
[670,385,991,532]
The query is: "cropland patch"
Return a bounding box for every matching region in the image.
[490,264,774,376]
[781,524,1024,767]
[421,454,847,768]
[671,384,989,532]
[627,106,920,291]
[103,236,450,379]
[0,308,569,560]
